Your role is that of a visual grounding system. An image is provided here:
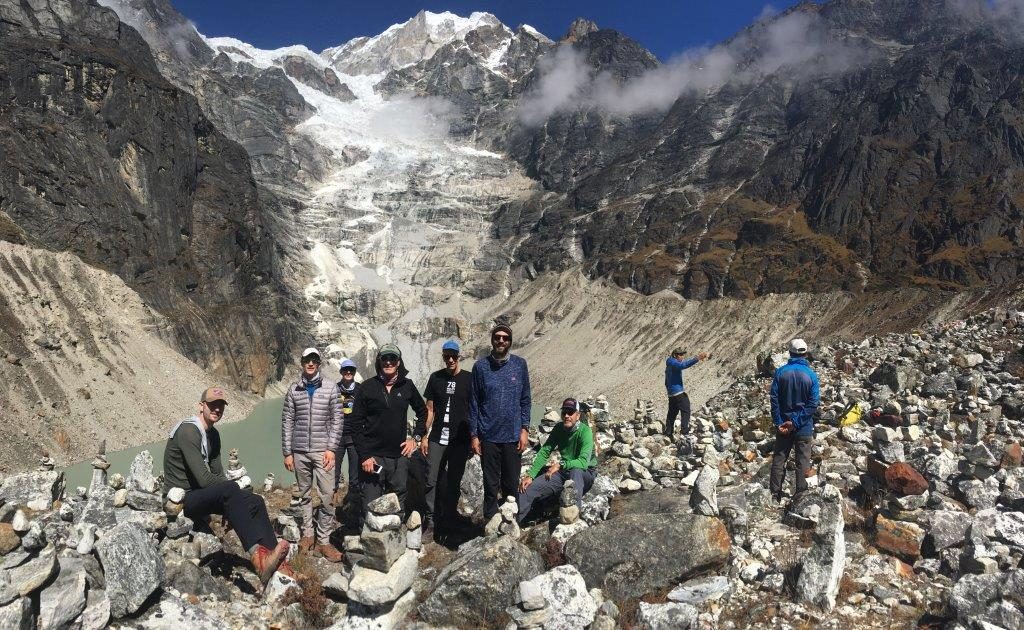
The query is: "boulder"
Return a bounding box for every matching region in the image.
[926,511,973,552]
[164,558,233,600]
[874,514,924,560]
[868,363,921,394]
[0,472,64,511]
[126,451,158,494]
[458,455,485,522]
[418,535,544,627]
[1002,442,1023,468]
[95,522,165,618]
[883,463,928,496]
[921,373,956,397]
[795,485,845,611]
[564,513,730,600]
[0,524,19,555]
[948,570,1024,627]
[4,545,57,596]
[0,597,32,630]
[689,465,719,517]
[636,601,698,629]
[518,565,597,630]
[38,558,86,630]
[366,493,401,516]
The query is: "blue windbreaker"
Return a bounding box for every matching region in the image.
[770,357,820,438]
[665,356,699,396]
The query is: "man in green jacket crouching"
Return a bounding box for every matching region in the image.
[517,397,598,523]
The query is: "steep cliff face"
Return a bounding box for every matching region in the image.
[501,0,1024,298]
[0,0,291,392]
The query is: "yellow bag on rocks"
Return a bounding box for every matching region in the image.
[839,401,863,427]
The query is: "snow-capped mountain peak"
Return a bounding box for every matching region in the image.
[321,9,509,75]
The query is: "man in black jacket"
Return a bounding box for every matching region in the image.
[350,344,427,515]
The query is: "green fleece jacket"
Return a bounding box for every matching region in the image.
[528,421,598,479]
[163,421,226,493]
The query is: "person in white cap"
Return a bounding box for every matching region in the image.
[281,347,343,561]
[769,338,820,505]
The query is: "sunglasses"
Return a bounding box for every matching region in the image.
[561,408,577,415]
[492,335,510,343]
[302,357,321,365]
[380,355,399,364]
[341,368,356,374]
[443,353,459,361]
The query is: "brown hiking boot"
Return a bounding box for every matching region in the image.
[277,559,296,579]
[298,536,315,552]
[319,543,343,563]
[250,541,289,586]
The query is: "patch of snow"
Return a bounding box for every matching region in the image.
[520,24,553,43]
[204,36,325,69]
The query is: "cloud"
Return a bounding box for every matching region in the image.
[97,0,203,63]
[947,0,1024,34]
[516,9,865,124]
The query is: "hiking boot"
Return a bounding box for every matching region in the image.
[277,559,296,579]
[298,536,315,552]
[250,541,290,586]
[319,543,343,563]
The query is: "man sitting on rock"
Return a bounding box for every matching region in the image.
[517,398,598,524]
[163,387,293,588]
[769,338,821,505]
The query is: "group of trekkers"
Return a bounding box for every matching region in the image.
[161,324,600,585]
[162,326,818,588]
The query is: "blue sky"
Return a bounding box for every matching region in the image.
[172,0,802,61]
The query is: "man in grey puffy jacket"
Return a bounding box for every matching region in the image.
[282,347,343,561]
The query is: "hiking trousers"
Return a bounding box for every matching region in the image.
[359,455,409,515]
[517,467,596,524]
[183,480,277,552]
[293,451,336,545]
[424,440,471,522]
[666,392,691,438]
[482,441,520,521]
[770,434,813,497]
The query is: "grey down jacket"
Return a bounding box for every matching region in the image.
[281,375,343,455]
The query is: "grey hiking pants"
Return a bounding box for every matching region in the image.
[769,434,813,497]
[294,451,335,544]
[517,468,596,524]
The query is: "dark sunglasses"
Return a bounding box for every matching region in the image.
[561,408,577,416]
[341,368,356,374]
[380,355,400,364]
[442,353,459,361]
[492,335,510,342]
[302,357,321,365]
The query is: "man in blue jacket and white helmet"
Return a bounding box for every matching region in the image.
[769,338,820,505]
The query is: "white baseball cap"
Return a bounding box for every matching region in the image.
[300,347,321,361]
[789,338,808,355]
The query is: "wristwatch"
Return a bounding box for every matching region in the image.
[414,435,422,444]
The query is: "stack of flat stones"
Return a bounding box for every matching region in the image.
[507,576,550,628]
[116,452,167,532]
[345,493,418,623]
[164,487,192,539]
[484,496,521,539]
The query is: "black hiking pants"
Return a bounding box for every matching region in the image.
[666,392,691,439]
[482,441,520,521]
[183,480,277,552]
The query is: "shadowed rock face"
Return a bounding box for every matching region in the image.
[0,0,292,391]
[500,0,1024,297]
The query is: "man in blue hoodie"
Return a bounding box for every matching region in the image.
[664,348,709,440]
[470,324,531,522]
[770,338,820,504]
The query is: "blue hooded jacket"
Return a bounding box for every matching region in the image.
[770,357,820,438]
[665,356,699,396]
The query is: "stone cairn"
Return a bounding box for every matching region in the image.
[559,479,580,525]
[164,487,191,539]
[508,575,551,628]
[276,487,302,543]
[37,450,56,472]
[225,448,251,490]
[344,493,419,623]
[484,496,522,538]
[89,440,110,492]
[263,473,275,492]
